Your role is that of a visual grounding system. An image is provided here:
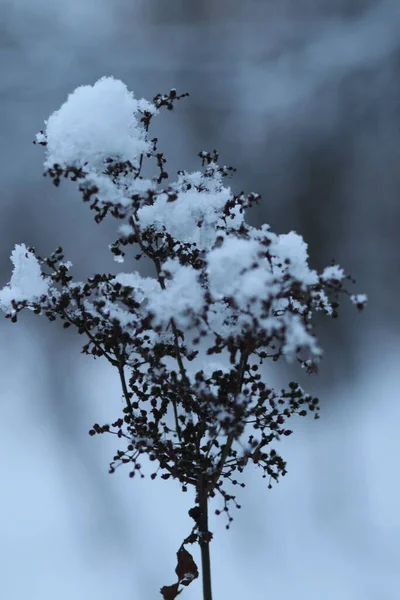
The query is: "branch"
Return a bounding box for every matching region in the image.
[116,360,134,415]
[130,217,189,442]
[212,350,249,486]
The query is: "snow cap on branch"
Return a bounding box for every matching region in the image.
[269,231,318,287]
[0,244,48,312]
[137,169,242,250]
[37,76,154,172]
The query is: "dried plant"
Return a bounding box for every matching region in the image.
[0,78,366,600]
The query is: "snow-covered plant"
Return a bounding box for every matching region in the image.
[0,77,366,600]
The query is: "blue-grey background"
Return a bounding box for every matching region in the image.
[1,1,399,598]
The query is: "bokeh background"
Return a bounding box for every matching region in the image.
[1,1,400,598]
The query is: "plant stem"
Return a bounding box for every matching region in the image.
[198,474,213,600]
[129,219,185,440]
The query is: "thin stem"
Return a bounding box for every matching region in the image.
[198,474,213,600]
[152,257,190,382]
[61,307,118,366]
[213,350,249,486]
[135,115,151,180]
[116,361,133,414]
[130,218,190,389]
[130,217,187,441]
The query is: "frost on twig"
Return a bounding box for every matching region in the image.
[0,77,366,600]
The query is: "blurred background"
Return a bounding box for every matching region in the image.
[1,0,399,598]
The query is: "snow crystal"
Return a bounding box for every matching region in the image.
[270,231,318,286]
[35,131,46,144]
[281,314,321,362]
[80,172,132,206]
[41,76,152,172]
[0,244,48,312]
[147,259,204,328]
[118,224,134,238]
[111,272,160,305]
[321,265,345,282]
[206,235,267,301]
[137,170,242,250]
[350,293,368,307]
